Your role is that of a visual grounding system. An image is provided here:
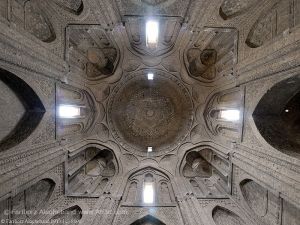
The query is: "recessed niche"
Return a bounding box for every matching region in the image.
[240,179,268,217]
[49,205,82,225]
[212,206,244,225]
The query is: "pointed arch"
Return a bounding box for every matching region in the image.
[253,75,300,159]
[130,215,166,225]
[0,68,45,151]
[123,167,175,205]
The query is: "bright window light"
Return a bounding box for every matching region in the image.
[146,20,159,48]
[58,105,81,118]
[147,73,154,80]
[147,147,153,152]
[143,182,154,204]
[220,109,240,121]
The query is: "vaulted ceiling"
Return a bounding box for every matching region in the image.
[0,0,299,225]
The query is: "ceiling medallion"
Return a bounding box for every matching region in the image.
[108,71,193,156]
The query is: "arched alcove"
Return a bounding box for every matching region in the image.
[158,182,172,203]
[253,75,300,158]
[181,148,231,197]
[53,0,84,15]
[24,0,56,42]
[240,179,299,225]
[219,0,259,20]
[246,0,300,48]
[66,147,117,197]
[7,0,56,42]
[130,215,166,225]
[0,68,45,151]
[49,205,82,225]
[24,179,56,211]
[212,206,244,225]
[0,179,55,220]
[240,179,268,217]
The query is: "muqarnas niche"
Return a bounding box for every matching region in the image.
[185,28,237,83]
[66,147,117,197]
[66,25,119,81]
[181,148,231,198]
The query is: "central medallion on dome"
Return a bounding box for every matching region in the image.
[108,71,193,155]
[125,88,175,138]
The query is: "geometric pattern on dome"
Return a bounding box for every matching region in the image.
[108,70,193,156]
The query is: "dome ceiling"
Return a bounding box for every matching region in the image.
[108,70,193,155]
[0,0,299,225]
[116,0,191,17]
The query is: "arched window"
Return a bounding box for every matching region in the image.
[253,75,300,158]
[56,84,96,138]
[123,168,174,206]
[143,174,154,204]
[204,87,244,142]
